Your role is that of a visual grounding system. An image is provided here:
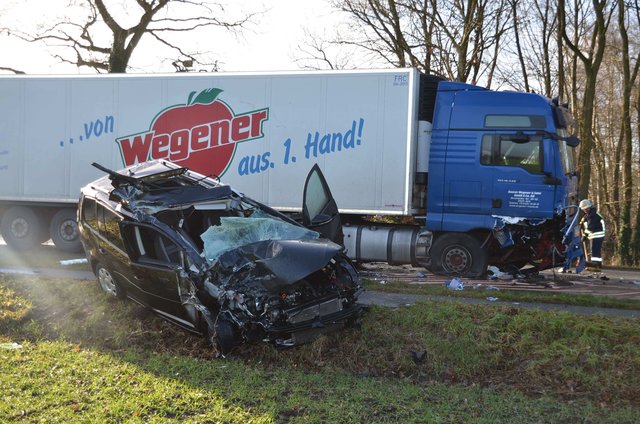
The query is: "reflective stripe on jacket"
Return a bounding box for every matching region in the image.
[580,208,605,240]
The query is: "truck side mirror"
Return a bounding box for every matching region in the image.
[565,135,580,147]
[502,131,529,144]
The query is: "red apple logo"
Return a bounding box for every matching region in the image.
[116,88,269,177]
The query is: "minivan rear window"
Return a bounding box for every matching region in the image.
[82,198,97,229]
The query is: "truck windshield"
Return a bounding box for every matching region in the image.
[557,128,576,175]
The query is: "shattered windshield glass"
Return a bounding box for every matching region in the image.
[201,210,320,262]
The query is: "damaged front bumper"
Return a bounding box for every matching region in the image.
[236,294,364,348]
[198,238,364,353]
[489,211,571,270]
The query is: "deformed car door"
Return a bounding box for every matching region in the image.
[119,222,197,332]
[302,164,343,245]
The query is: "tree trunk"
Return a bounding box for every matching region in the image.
[616,0,635,264]
[511,0,530,92]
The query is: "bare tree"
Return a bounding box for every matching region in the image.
[556,0,566,100]
[2,0,256,73]
[310,0,508,83]
[294,29,356,70]
[510,0,530,92]
[616,0,640,264]
[558,0,613,199]
[522,0,559,96]
[325,0,424,69]
[633,66,640,264]
[0,66,25,74]
[424,0,509,83]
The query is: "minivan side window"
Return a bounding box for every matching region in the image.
[82,198,98,229]
[84,198,125,250]
[124,225,182,267]
[101,207,124,250]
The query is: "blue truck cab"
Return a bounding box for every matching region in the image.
[424,80,579,276]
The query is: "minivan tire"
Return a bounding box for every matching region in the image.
[95,263,125,299]
[211,314,239,355]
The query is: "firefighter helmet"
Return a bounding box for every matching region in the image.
[579,199,593,210]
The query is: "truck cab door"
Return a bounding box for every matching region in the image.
[302,164,344,246]
[489,134,556,219]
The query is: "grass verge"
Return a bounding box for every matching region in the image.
[2,275,640,422]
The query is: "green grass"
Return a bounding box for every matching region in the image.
[2,275,640,422]
[4,341,639,423]
[364,279,640,310]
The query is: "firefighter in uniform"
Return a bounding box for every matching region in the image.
[579,199,606,271]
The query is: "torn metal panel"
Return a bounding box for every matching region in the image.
[492,215,547,226]
[492,215,550,248]
[112,184,233,215]
[210,239,343,288]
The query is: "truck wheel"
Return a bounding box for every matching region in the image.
[95,263,125,299]
[431,233,487,278]
[0,206,44,250]
[49,208,82,252]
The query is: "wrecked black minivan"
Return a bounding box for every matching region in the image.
[78,160,363,354]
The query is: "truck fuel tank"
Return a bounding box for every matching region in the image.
[342,224,432,267]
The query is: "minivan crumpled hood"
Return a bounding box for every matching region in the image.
[209,239,343,289]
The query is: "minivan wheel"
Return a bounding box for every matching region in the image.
[211,314,239,355]
[96,263,125,299]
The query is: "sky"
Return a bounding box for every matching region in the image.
[0,0,354,74]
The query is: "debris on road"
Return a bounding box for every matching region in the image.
[59,258,88,266]
[445,277,465,291]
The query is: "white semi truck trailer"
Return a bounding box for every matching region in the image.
[0,69,578,277]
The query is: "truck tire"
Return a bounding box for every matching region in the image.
[0,206,44,250]
[49,208,82,253]
[430,233,487,278]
